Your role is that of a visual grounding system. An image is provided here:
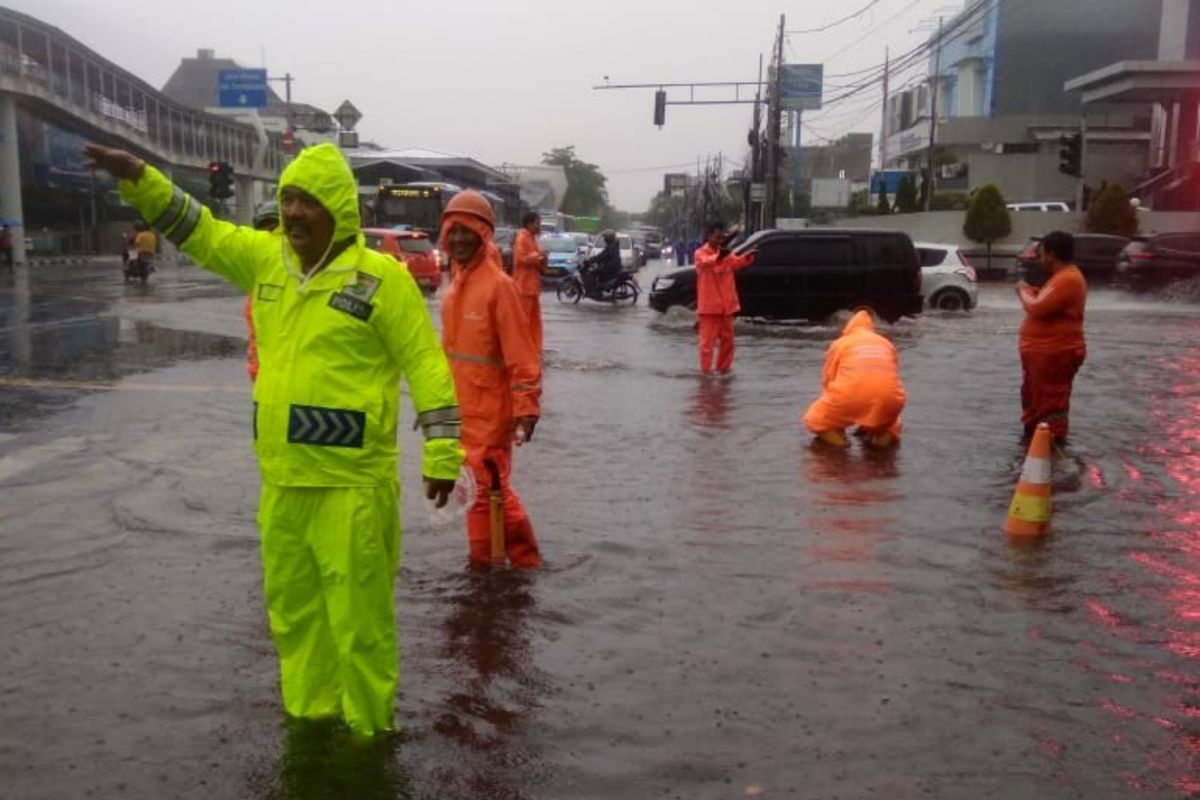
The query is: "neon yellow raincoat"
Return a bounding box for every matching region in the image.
[120,143,463,734]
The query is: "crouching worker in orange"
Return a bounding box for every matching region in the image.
[440,191,543,568]
[803,309,906,449]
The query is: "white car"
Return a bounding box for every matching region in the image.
[587,233,636,271]
[915,243,978,311]
[1006,201,1070,212]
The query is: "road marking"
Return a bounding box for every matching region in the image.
[0,377,245,394]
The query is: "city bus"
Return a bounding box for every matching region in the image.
[372,182,461,237]
[371,182,512,236]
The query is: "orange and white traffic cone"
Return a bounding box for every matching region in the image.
[1006,422,1053,537]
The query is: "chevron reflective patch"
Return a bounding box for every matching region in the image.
[287,404,366,448]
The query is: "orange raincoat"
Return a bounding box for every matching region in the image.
[512,227,545,352]
[803,310,906,438]
[694,242,755,374]
[1018,265,1087,439]
[441,205,543,567]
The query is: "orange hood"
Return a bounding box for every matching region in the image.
[842,309,876,336]
[440,211,499,273]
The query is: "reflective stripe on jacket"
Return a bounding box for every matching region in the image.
[119,145,463,486]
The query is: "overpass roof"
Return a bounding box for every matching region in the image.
[1065,60,1200,105]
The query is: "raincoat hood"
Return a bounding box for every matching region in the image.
[277,143,361,245]
[842,309,876,336]
[441,210,499,273]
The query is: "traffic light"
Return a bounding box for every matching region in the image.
[653,90,666,128]
[1058,133,1081,178]
[208,161,234,199]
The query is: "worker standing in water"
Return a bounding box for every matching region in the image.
[803,309,906,449]
[83,142,463,737]
[1016,230,1087,442]
[440,191,543,568]
[512,211,547,353]
[693,221,757,377]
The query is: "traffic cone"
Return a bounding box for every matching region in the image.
[1006,423,1053,537]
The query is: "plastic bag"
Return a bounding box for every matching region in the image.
[424,464,476,528]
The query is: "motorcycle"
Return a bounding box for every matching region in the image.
[556,263,639,306]
[124,250,154,285]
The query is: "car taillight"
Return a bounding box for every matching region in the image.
[1131,251,1153,261]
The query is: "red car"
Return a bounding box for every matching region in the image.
[363,228,443,294]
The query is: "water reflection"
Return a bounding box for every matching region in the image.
[684,377,732,430]
[261,719,412,800]
[803,444,901,589]
[433,571,543,798]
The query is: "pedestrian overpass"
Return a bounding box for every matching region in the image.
[0,6,286,264]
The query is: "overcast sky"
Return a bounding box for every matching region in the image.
[24,0,953,209]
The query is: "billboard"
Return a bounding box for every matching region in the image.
[780,64,823,111]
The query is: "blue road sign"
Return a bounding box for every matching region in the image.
[780,64,823,112]
[218,69,268,108]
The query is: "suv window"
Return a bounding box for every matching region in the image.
[917,247,947,267]
[864,235,913,268]
[795,236,852,266]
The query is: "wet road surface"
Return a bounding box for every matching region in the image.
[1,258,1198,799]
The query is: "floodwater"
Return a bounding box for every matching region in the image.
[0,258,1197,799]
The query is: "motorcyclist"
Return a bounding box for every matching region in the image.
[581,230,622,294]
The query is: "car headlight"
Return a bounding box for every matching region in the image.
[655,277,676,290]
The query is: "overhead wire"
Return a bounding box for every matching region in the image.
[787,0,886,34]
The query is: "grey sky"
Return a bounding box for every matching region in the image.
[25,0,950,210]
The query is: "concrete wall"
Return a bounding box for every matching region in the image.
[967,142,1149,203]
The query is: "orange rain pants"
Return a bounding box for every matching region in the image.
[803,310,906,438]
[442,208,543,568]
[698,314,736,375]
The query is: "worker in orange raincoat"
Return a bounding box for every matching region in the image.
[803,309,906,448]
[512,211,547,353]
[1016,230,1087,441]
[440,191,543,568]
[694,220,756,375]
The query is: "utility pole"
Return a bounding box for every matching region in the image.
[923,17,943,212]
[764,13,785,228]
[880,47,890,171]
[748,54,764,231]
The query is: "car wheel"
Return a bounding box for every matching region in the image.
[932,289,968,311]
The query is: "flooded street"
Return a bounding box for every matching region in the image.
[1,259,1198,799]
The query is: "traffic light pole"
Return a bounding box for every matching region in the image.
[764,14,784,229]
[1076,114,1088,211]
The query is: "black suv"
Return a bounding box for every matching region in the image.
[648,229,924,322]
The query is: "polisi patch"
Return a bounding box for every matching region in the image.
[329,291,374,321]
[344,271,381,301]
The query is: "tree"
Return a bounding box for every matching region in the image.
[895,174,920,214]
[876,186,891,215]
[1086,183,1139,237]
[541,146,608,216]
[963,184,1012,263]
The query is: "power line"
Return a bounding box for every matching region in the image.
[788,0,885,34]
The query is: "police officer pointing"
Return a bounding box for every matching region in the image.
[83,142,464,736]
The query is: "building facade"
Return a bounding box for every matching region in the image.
[883,0,1163,205]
